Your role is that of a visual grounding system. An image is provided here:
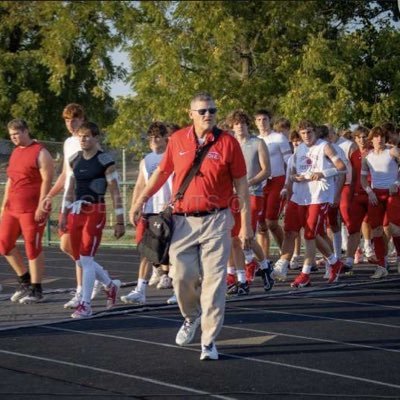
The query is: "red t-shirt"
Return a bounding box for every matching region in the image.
[350,148,370,194]
[159,126,247,213]
[6,141,43,213]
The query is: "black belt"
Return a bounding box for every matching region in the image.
[174,207,227,217]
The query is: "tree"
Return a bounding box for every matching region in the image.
[108,0,400,149]
[0,1,130,139]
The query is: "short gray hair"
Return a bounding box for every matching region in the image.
[190,92,214,107]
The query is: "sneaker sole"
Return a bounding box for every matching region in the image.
[291,281,311,288]
[120,297,145,305]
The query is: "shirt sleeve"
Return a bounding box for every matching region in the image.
[158,139,175,175]
[280,136,292,165]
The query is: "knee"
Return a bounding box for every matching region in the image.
[25,243,42,260]
[0,240,13,256]
[266,219,279,231]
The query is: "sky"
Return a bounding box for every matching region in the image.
[109,49,133,98]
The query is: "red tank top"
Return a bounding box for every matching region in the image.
[6,141,43,213]
[350,148,370,194]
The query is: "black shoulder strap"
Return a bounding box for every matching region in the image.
[174,126,222,202]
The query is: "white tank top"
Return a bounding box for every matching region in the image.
[63,136,81,189]
[336,137,352,185]
[259,131,292,177]
[143,151,172,214]
[291,139,335,205]
[365,148,398,189]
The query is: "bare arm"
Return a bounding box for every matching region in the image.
[233,175,253,249]
[360,157,377,205]
[130,166,171,223]
[0,179,10,218]
[35,148,54,222]
[59,175,75,232]
[129,160,146,225]
[248,140,270,187]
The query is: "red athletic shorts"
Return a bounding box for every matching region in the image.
[231,195,264,237]
[368,189,400,229]
[0,209,46,260]
[347,192,368,234]
[67,203,106,260]
[285,202,329,240]
[261,175,286,220]
[339,185,351,228]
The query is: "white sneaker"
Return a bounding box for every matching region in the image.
[64,292,82,309]
[71,302,92,319]
[166,293,177,304]
[370,266,388,279]
[148,267,162,287]
[91,280,103,300]
[272,259,288,281]
[105,279,121,309]
[200,342,218,361]
[175,317,201,346]
[289,256,301,270]
[120,289,146,305]
[157,274,173,289]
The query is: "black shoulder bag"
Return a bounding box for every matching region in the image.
[138,127,222,265]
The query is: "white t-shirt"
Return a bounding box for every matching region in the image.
[259,131,292,177]
[365,148,398,189]
[62,136,81,199]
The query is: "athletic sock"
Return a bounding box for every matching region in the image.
[80,255,95,304]
[136,278,148,293]
[326,254,338,265]
[227,266,236,275]
[302,264,312,274]
[93,261,112,287]
[236,269,246,284]
[31,283,42,293]
[333,232,342,259]
[345,257,354,266]
[18,272,31,285]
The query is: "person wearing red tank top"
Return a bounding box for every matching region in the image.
[0,119,54,303]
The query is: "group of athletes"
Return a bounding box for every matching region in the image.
[0,102,399,320]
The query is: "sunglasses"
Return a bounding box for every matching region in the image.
[191,108,217,116]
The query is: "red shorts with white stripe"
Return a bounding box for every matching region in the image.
[68,203,106,260]
[261,175,286,221]
[285,202,328,240]
[368,189,400,229]
[231,195,264,237]
[0,209,46,260]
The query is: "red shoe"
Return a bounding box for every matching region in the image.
[328,260,343,283]
[290,272,311,288]
[226,273,237,286]
[245,261,259,283]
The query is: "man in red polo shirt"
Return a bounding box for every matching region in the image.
[130,92,252,361]
[0,119,54,303]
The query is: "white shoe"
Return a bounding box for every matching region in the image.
[272,259,288,281]
[120,289,146,305]
[175,317,201,346]
[91,280,103,300]
[148,267,162,287]
[166,293,177,304]
[370,266,388,279]
[323,262,331,279]
[289,256,301,270]
[157,274,173,289]
[105,279,121,309]
[200,342,218,361]
[71,302,92,319]
[64,292,82,309]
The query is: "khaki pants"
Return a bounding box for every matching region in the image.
[169,209,234,346]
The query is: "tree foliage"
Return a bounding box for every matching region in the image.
[108,0,400,149]
[0,1,130,139]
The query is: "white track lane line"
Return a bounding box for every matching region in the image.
[304,296,400,310]
[0,348,235,400]
[38,325,400,391]
[131,314,400,354]
[227,305,400,329]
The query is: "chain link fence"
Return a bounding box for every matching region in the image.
[0,139,139,247]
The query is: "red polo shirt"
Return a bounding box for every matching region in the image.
[159,125,247,213]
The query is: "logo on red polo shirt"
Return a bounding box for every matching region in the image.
[207,151,220,160]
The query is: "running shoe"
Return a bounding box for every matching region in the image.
[10,283,31,303]
[120,289,146,305]
[370,266,388,279]
[105,279,121,309]
[272,259,288,282]
[260,264,274,291]
[226,281,249,296]
[354,247,363,264]
[328,260,343,283]
[200,342,218,361]
[157,274,173,289]
[19,288,44,304]
[175,317,201,346]
[166,293,177,305]
[289,256,301,270]
[64,291,82,309]
[71,302,92,319]
[226,273,237,286]
[148,266,163,287]
[290,272,311,288]
[245,261,259,283]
